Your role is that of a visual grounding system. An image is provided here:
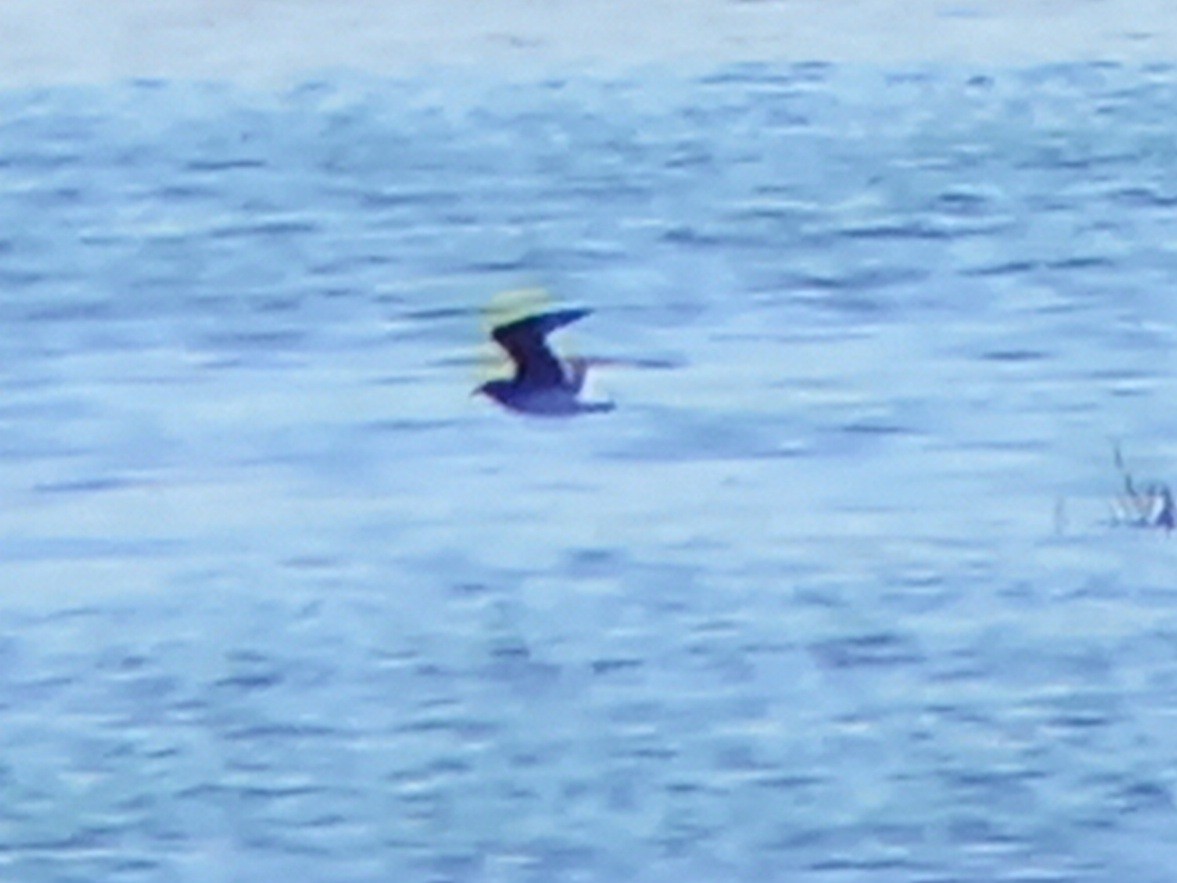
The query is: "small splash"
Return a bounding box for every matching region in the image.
[1109,442,1174,532]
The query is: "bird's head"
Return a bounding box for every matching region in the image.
[472,379,510,403]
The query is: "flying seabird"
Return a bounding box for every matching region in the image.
[474,308,615,416]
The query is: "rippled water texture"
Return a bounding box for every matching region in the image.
[3,63,1177,881]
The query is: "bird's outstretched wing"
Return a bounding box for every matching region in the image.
[491,308,590,388]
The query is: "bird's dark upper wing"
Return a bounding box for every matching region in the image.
[491,308,590,388]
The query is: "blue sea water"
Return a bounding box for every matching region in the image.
[2,62,1177,881]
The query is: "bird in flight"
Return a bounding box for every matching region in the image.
[474,308,615,416]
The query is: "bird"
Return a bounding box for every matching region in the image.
[474,308,615,416]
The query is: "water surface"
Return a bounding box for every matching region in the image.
[2,63,1177,881]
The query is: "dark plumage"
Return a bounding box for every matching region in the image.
[475,308,614,416]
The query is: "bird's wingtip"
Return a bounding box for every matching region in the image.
[490,305,593,339]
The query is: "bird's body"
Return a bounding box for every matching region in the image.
[475,308,614,416]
